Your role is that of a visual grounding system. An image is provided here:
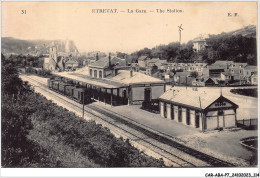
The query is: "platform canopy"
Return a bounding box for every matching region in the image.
[53,72,127,89]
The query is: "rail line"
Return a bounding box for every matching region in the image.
[23,75,235,167]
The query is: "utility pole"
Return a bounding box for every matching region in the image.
[199,96,204,132]
[82,91,85,119]
[178,24,184,48]
[186,76,187,90]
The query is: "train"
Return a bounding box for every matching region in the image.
[47,77,128,106]
[47,77,92,104]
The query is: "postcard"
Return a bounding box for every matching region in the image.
[1,1,258,177]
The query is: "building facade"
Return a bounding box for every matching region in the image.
[158,88,238,131]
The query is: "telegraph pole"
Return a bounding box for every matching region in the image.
[82,91,85,119]
[178,24,184,49]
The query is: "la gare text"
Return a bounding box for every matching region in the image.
[91,9,183,13]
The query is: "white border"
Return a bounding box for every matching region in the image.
[0,0,259,177]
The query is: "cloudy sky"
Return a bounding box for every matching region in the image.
[2,1,257,53]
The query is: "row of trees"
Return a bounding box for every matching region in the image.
[124,32,256,65]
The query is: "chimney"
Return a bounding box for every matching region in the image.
[109,53,111,67]
[114,68,118,76]
[96,53,99,61]
[130,70,133,77]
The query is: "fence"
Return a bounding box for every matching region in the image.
[237,119,257,129]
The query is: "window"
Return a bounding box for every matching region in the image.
[99,71,102,78]
[94,70,97,78]
[90,69,93,76]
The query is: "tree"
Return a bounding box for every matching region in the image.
[190,71,198,78]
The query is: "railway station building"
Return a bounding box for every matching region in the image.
[158,88,238,131]
[53,66,165,106]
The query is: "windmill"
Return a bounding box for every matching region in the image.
[178,24,184,44]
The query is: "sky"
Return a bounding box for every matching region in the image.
[2,1,257,53]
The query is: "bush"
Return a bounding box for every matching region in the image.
[230,88,257,98]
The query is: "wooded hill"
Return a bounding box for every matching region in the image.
[127,25,257,65]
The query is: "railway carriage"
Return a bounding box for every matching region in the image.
[52,81,59,91]
[47,77,92,104]
[73,87,91,104]
[59,82,72,94]
[65,85,74,97]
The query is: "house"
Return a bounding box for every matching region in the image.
[65,59,79,69]
[208,61,233,78]
[137,56,150,67]
[228,63,247,81]
[146,58,167,69]
[192,78,205,87]
[251,72,258,85]
[220,71,233,81]
[88,54,126,79]
[173,71,191,84]
[205,78,218,86]
[43,57,56,71]
[186,63,208,76]
[158,88,238,131]
[193,34,208,52]
[146,65,159,76]
[243,65,257,83]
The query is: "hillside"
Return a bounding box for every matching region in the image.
[229,25,256,38]
[1,37,79,56]
[129,25,257,65]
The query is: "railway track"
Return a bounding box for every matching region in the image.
[22,75,235,167]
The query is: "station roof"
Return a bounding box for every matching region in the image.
[159,87,237,110]
[108,70,165,85]
[53,72,127,89]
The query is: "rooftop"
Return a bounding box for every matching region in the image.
[138,55,149,61]
[244,65,257,70]
[159,87,235,110]
[53,71,127,89]
[108,70,164,85]
[89,56,126,68]
[66,60,78,64]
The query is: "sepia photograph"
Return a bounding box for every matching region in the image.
[1,1,258,177]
